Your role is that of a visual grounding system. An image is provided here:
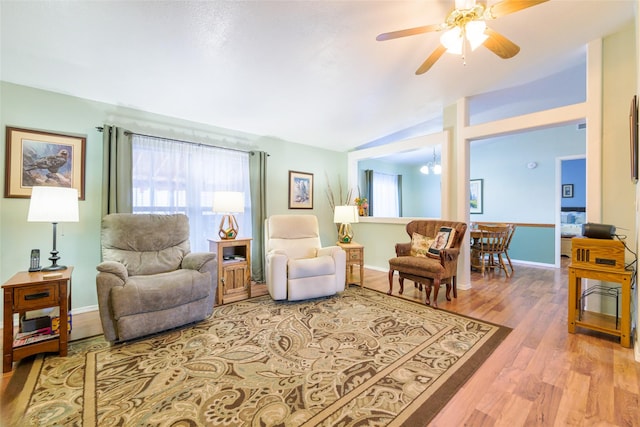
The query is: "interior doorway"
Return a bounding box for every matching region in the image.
[557,155,587,267]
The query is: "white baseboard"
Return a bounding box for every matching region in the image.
[364,264,387,273]
[71,305,99,315]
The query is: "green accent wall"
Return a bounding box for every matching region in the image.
[508,226,555,265]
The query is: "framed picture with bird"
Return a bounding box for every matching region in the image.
[5,127,86,199]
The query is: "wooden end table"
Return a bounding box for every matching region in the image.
[2,267,72,373]
[568,264,633,348]
[337,241,364,287]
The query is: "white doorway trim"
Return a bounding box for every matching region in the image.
[556,155,587,268]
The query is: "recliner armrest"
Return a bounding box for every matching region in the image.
[97,261,128,282]
[266,250,289,300]
[182,252,217,272]
[317,246,341,258]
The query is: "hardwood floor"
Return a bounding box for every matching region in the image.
[2,261,639,426]
[365,261,640,427]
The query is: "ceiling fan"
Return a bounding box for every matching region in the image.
[376,0,549,75]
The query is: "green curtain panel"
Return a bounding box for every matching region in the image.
[101,125,133,216]
[250,150,268,283]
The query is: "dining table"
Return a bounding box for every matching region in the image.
[469,229,485,270]
[468,225,513,276]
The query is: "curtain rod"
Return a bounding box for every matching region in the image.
[95,126,268,156]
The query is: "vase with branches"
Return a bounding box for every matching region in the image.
[324,172,353,212]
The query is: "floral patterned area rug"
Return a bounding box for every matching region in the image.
[10,287,510,426]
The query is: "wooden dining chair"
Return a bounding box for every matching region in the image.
[502,224,516,274]
[476,224,511,277]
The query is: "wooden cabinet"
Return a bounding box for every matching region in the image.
[567,238,633,347]
[208,238,266,304]
[2,268,72,373]
[337,241,364,287]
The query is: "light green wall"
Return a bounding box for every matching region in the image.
[357,158,440,217]
[0,82,346,320]
[602,21,637,251]
[601,21,638,325]
[470,125,585,223]
[351,222,406,270]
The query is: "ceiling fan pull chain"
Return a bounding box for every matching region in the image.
[462,26,467,66]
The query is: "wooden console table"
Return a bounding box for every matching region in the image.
[568,264,632,348]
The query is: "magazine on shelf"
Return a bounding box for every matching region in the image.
[13,326,57,347]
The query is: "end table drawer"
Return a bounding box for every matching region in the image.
[349,251,362,261]
[14,284,59,309]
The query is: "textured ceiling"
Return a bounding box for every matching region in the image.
[0,0,635,152]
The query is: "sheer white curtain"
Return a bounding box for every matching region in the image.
[372,171,400,217]
[132,134,251,252]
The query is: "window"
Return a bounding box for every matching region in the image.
[371,171,400,217]
[132,134,251,252]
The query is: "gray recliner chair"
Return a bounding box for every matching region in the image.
[96,213,217,343]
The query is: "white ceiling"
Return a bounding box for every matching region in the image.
[0,0,635,152]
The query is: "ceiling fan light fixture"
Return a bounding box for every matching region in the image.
[375,0,548,74]
[433,164,442,175]
[440,27,463,54]
[466,20,488,50]
[455,0,476,10]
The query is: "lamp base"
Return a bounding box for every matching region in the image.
[42,263,67,272]
[218,214,239,240]
[338,223,354,244]
[42,250,67,271]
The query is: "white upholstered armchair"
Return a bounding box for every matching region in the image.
[265,215,346,301]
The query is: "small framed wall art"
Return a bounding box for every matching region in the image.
[288,170,313,209]
[5,127,86,199]
[469,179,483,214]
[562,184,574,198]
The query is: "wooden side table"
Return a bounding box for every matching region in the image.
[2,267,72,373]
[337,241,364,287]
[568,264,633,348]
[208,238,253,305]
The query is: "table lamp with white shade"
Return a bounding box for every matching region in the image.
[27,186,79,271]
[212,191,244,240]
[334,205,359,243]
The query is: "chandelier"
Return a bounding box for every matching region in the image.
[420,148,442,175]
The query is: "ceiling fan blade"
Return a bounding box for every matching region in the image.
[376,23,444,41]
[485,0,549,20]
[416,45,447,75]
[483,28,520,58]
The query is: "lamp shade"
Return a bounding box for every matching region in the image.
[28,186,79,223]
[212,191,244,214]
[333,205,359,224]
